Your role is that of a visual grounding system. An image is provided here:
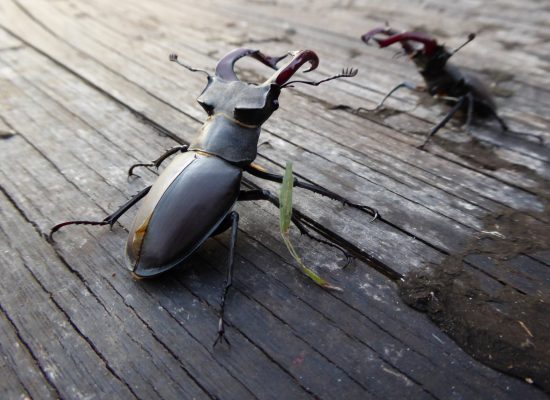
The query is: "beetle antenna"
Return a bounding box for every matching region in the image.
[449,33,476,57]
[280,67,358,88]
[169,53,210,77]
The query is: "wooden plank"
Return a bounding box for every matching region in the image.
[0,70,316,400]
[51,0,549,220]
[0,26,22,50]
[0,309,57,399]
[0,49,393,400]
[17,0,550,195]
[2,0,540,260]
[0,50,544,400]
[0,192,139,399]
[0,0,549,397]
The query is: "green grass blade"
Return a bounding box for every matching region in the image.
[279,161,294,235]
[278,162,342,291]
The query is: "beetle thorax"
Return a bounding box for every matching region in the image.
[189,77,280,166]
[196,77,280,126]
[414,46,451,76]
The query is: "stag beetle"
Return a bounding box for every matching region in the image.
[50,48,377,346]
[342,27,510,149]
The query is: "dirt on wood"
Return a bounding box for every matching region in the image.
[400,204,550,393]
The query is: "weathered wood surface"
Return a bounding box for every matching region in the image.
[0,0,549,398]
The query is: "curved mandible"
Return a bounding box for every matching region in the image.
[215,48,288,81]
[361,26,415,54]
[265,50,320,86]
[361,26,396,44]
[375,32,438,56]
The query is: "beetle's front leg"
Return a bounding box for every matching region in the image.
[213,211,239,348]
[331,81,424,114]
[370,81,425,112]
[49,186,152,240]
[244,165,378,221]
[128,145,188,177]
[418,95,467,149]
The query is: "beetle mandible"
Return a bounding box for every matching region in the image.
[338,27,511,149]
[50,48,378,345]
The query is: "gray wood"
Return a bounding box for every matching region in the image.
[0,0,549,398]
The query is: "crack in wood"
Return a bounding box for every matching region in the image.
[0,304,61,399]
[0,184,141,398]
[2,0,549,396]
[205,240,441,399]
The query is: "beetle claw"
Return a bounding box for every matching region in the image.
[213,332,231,349]
[128,163,153,178]
[342,254,354,269]
[343,201,380,222]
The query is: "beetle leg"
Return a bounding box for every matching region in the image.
[464,92,475,132]
[213,211,239,348]
[49,186,152,240]
[238,189,353,267]
[482,106,542,143]
[418,94,467,150]
[244,166,379,221]
[128,145,188,177]
[493,111,509,132]
[280,67,358,88]
[331,81,423,114]
[371,81,424,111]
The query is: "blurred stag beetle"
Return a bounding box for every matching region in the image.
[50,48,378,346]
[337,26,538,148]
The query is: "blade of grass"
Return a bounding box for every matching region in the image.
[279,162,342,291]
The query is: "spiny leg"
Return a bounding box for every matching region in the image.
[238,189,353,267]
[128,145,188,177]
[418,94,467,150]
[244,165,378,221]
[331,81,423,114]
[371,81,424,111]
[213,211,239,348]
[49,186,151,240]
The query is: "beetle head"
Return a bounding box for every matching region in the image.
[362,27,449,72]
[407,33,476,76]
[197,78,282,126]
[196,48,320,126]
[362,27,475,76]
[195,48,353,126]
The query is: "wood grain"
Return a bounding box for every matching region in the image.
[0,0,548,398]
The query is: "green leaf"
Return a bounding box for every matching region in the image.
[279,162,342,292]
[279,161,294,235]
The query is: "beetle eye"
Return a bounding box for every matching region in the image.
[198,100,214,115]
[234,108,258,125]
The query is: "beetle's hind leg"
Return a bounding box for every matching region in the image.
[49,186,151,240]
[213,211,239,348]
[128,145,188,177]
[482,106,543,144]
[238,189,353,267]
[244,165,378,222]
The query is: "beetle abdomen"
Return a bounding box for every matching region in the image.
[126,151,242,277]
